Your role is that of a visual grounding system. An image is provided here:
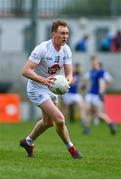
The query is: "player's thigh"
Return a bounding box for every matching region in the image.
[85,94,92,109]
[39,99,65,124]
[90,104,99,115]
[94,105,103,117]
[84,100,91,112]
[93,99,103,115]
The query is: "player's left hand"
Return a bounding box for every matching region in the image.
[47,74,56,88]
[66,78,71,86]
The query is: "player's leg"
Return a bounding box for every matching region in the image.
[94,103,117,135]
[20,111,54,157]
[96,111,117,134]
[29,112,54,141]
[75,94,84,123]
[40,99,82,159]
[91,104,101,125]
[62,93,74,123]
[81,96,92,135]
[20,86,58,157]
[61,101,69,122]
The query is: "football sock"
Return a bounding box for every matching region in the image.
[66,141,74,150]
[26,136,33,145]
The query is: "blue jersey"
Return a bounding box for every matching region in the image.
[69,72,81,94]
[88,69,104,95]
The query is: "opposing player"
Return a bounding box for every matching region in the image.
[81,55,117,135]
[20,20,82,159]
[93,61,113,125]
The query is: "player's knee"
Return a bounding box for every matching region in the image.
[55,113,65,126]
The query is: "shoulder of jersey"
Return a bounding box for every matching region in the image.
[37,40,51,51]
[63,43,71,50]
[63,43,72,55]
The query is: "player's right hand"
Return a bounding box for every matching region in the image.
[46,75,56,87]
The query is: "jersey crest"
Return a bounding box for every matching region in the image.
[48,64,60,75]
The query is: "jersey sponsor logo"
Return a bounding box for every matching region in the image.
[46,57,53,60]
[48,64,60,75]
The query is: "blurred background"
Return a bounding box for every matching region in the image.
[0,0,121,123]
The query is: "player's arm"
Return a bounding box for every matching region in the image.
[104,72,113,87]
[99,78,107,101]
[22,60,54,86]
[99,78,106,93]
[64,64,73,85]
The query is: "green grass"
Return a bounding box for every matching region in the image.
[0,121,121,179]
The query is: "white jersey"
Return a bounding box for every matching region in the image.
[28,39,72,88]
[103,71,112,83]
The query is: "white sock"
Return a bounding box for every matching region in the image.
[66,141,73,149]
[26,136,33,145]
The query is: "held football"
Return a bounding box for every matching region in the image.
[49,75,70,95]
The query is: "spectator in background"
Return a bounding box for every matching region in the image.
[75,35,89,52]
[81,55,117,135]
[100,32,113,52]
[62,63,84,123]
[111,31,121,52]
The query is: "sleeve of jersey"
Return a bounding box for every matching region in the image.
[64,45,72,64]
[28,45,44,64]
[104,72,112,82]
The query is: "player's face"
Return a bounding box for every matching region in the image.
[91,59,100,70]
[52,26,69,47]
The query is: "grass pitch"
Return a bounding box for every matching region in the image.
[0,121,121,179]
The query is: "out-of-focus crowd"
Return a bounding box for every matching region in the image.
[75,30,121,53]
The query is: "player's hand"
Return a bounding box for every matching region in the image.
[66,78,71,86]
[99,93,105,101]
[46,75,56,87]
[65,79,70,90]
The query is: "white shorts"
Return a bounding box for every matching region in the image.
[85,93,103,109]
[62,93,83,105]
[27,81,58,106]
